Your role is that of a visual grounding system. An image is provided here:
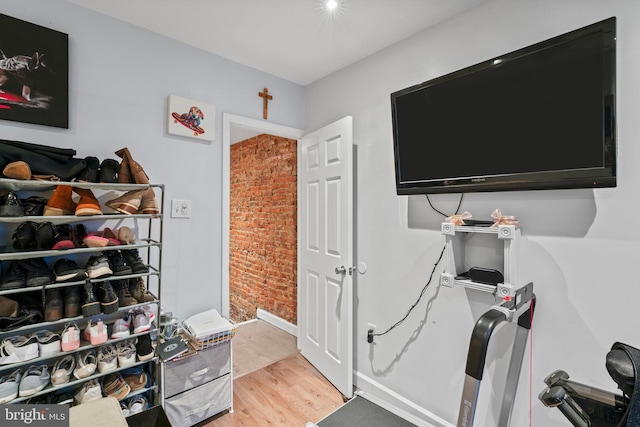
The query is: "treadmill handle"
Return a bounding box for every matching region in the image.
[465,309,507,380]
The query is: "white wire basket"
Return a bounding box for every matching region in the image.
[181,321,236,350]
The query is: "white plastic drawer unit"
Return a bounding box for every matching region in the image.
[163,340,231,398]
[162,340,232,427]
[164,374,231,427]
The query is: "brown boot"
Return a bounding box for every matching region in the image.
[105,189,145,215]
[129,278,155,303]
[73,188,103,216]
[139,188,159,215]
[0,295,19,317]
[113,279,138,306]
[44,185,76,216]
[115,148,150,184]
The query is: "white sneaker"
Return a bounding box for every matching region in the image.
[128,395,147,415]
[133,311,150,334]
[73,349,97,379]
[61,322,80,352]
[116,341,137,367]
[0,335,39,365]
[74,379,102,404]
[30,330,62,357]
[111,314,132,339]
[51,354,76,386]
[83,320,108,345]
[97,344,118,373]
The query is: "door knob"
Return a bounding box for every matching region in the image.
[335,266,347,275]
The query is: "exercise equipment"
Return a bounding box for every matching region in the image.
[456,283,535,427]
[539,342,640,426]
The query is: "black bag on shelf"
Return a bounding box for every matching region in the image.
[0,139,86,181]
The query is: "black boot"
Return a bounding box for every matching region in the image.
[81,282,101,317]
[97,281,119,314]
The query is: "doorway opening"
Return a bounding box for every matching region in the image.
[222,114,305,327]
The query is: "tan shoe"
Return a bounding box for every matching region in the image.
[2,161,31,180]
[105,189,145,214]
[73,188,102,216]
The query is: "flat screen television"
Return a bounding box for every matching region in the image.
[391,17,616,195]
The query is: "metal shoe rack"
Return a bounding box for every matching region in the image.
[0,178,163,414]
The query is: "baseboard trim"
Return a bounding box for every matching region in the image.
[256,308,298,337]
[355,371,454,427]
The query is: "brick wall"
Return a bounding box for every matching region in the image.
[229,134,297,324]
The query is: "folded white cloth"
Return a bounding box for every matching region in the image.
[183,308,232,338]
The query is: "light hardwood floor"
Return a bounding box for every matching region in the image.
[202,321,344,426]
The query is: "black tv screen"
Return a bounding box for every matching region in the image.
[391,17,616,195]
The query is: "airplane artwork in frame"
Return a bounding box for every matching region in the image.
[167,94,215,142]
[0,14,69,129]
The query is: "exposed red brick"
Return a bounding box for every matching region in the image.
[229,134,297,324]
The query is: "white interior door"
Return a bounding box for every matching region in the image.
[298,116,354,399]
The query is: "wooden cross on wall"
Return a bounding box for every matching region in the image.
[259,87,273,119]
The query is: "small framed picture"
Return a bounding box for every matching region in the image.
[167,94,215,141]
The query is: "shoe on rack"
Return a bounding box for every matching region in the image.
[105,189,145,215]
[2,160,31,180]
[61,322,80,352]
[97,344,118,373]
[115,147,150,185]
[72,224,88,248]
[111,313,132,339]
[43,185,76,216]
[139,188,160,215]
[81,282,101,317]
[0,295,19,318]
[18,365,49,397]
[116,340,137,368]
[129,277,155,303]
[0,191,24,217]
[0,260,27,290]
[63,286,82,318]
[122,249,148,274]
[120,400,131,417]
[31,330,62,357]
[127,395,148,415]
[83,320,107,345]
[117,226,135,245]
[108,251,133,276]
[51,354,76,386]
[0,368,21,404]
[35,221,58,250]
[0,335,39,365]
[74,379,102,405]
[99,158,119,183]
[21,196,48,217]
[97,281,119,314]
[51,391,74,405]
[76,156,100,183]
[73,349,97,379]
[44,289,64,322]
[11,221,37,250]
[135,334,154,361]
[73,187,102,216]
[102,371,130,401]
[51,223,74,250]
[124,369,147,391]
[133,310,150,334]
[85,253,113,279]
[54,258,87,283]
[20,258,54,288]
[113,280,137,307]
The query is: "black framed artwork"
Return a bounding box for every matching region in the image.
[0,14,69,129]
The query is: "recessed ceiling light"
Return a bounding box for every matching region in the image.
[325,0,339,12]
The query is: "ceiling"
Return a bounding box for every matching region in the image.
[68,0,486,86]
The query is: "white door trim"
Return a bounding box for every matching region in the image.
[221,113,305,317]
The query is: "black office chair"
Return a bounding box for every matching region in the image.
[539,342,640,427]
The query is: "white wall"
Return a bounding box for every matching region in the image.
[306,0,640,426]
[1,0,305,320]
